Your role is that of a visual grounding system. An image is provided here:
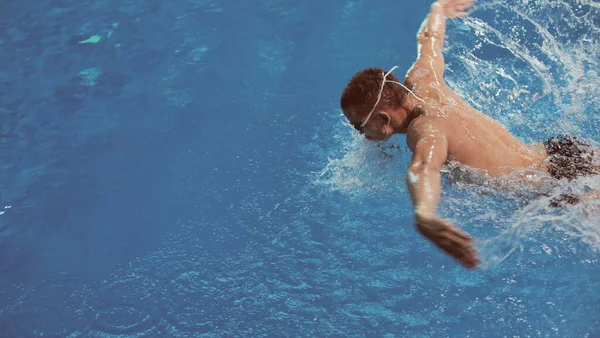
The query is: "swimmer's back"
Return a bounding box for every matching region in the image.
[407,82,547,176]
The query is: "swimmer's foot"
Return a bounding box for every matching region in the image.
[580,190,600,217]
[580,190,600,202]
[416,215,480,269]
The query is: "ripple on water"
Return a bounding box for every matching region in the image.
[155,254,217,334]
[1,272,87,337]
[88,269,162,337]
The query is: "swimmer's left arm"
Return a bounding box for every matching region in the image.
[406,123,479,269]
[406,133,447,220]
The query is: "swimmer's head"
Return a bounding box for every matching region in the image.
[340,67,412,141]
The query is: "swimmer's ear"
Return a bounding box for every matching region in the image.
[378,111,391,126]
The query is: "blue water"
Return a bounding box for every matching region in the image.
[0,0,599,337]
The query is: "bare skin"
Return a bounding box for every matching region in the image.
[343,0,559,269]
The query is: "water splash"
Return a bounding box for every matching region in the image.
[478,175,600,267]
[312,112,410,200]
[315,0,600,266]
[445,0,600,262]
[446,0,600,138]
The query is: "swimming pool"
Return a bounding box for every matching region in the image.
[0,0,598,336]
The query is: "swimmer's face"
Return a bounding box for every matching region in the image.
[344,107,392,141]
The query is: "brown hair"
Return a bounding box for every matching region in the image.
[340,67,404,119]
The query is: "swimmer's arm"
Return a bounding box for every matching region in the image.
[418,2,447,54]
[406,133,447,219]
[410,1,474,81]
[406,128,479,269]
[410,2,447,79]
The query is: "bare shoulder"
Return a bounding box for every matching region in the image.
[406,116,449,151]
[405,65,438,89]
[407,116,449,136]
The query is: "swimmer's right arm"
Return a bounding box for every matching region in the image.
[406,125,479,269]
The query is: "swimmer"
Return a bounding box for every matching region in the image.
[340,0,600,269]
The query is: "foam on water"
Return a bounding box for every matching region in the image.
[314,115,411,201]
[316,0,600,267]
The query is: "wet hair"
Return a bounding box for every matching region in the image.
[340,67,404,120]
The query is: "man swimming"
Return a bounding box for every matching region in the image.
[340,0,599,269]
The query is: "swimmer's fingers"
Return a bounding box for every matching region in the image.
[457,0,475,10]
[450,12,469,19]
[416,217,479,269]
[434,217,472,241]
[442,230,480,269]
[455,239,480,269]
[445,0,475,18]
[437,219,479,268]
[452,0,475,7]
[448,10,471,19]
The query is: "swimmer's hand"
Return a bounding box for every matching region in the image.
[416,214,480,269]
[436,0,475,18]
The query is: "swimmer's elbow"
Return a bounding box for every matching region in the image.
[417,3,446,42]
[407,163,441,185]
[418,30,442,44]
[409,162,441,174]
